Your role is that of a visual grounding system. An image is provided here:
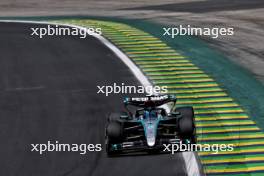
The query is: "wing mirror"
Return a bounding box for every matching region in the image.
[120,115,132,120]
[170,112,180,116]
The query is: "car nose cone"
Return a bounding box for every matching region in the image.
[145,123,156,147]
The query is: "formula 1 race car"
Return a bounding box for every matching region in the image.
[105,94,196,156]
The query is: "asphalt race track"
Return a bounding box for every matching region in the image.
[0,22,188,176]
[124,0,264,13]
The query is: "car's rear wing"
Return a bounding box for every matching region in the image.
[124,94,176,108]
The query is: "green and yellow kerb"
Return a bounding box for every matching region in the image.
[54,19,264,176]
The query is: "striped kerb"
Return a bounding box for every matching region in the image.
[55,19,264,176]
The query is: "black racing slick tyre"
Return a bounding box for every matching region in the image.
[105,122,123,156]
[176,107,196,143]
[106,122,123,141]
[105,136,118,156]
[108,113,121,122]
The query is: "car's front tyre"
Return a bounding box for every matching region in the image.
[105,121,123,156]
[176,107,196,143]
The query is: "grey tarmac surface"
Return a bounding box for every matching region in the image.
[1,0,263,84]
[124,0,264,13]
[0,22,188,176]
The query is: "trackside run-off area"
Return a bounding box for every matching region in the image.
[49,19,264,176]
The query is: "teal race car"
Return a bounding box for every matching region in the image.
[105,94,196,156]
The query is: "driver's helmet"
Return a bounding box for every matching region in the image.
[144,108,157,119]
[143,110,149,119]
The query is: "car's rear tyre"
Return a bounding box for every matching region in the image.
[108,113,121,122]
[176,107,196,143]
